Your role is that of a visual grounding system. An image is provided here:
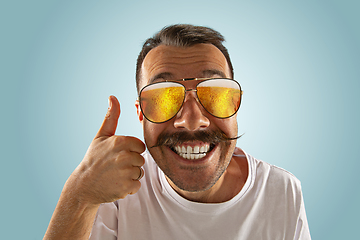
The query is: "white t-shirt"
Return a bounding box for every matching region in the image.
[89,149,311,240]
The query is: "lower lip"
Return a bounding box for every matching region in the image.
[167,144,218,165]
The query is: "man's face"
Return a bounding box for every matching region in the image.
[136,43,238,193]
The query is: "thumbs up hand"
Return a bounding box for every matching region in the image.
[69,95,146,205]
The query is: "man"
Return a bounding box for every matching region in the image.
[44,24,311,239]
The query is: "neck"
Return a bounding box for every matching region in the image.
[166,175,226,203]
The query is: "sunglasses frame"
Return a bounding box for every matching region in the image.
[138,78,243,124]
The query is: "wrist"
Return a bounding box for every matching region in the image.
[44,181,100,240]
[62,172,97,208]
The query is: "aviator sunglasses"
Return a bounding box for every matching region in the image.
[138,78,243,123]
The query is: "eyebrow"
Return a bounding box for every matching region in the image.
[148,69,227,84]
[149,72,175,84]
[201,69,227,78]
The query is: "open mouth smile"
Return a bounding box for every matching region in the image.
[170,143,215,160]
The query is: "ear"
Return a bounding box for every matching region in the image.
[135,100,144,122]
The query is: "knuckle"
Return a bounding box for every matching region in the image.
[129,181,141,195]
[115,153,131,165]
[113,135,126,146]
[117,181,139,198]
[140,156,145,165]
[117,192,128,200]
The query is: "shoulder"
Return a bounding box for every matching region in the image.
[241,149,303,202]
[254,156,301,187]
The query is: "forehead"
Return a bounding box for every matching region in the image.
[140,43,230,89]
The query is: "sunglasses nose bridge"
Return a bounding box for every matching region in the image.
[174,88,210,130]
[185,89,197,92]
[180,88,209,121]
[183,88,201,104]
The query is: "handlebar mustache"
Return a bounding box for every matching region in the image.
[150,129,243,149]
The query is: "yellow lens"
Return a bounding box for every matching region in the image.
[140,83,184,123]
[197,80,241,118]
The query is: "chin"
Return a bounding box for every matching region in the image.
[149,140,235,192]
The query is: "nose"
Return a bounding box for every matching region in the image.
[173,91,210,131]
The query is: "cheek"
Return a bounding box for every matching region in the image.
[212,116,238,137]
[143,120,169,146]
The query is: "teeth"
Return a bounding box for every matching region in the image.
[187,146,192,154]
[182,146,186,153]
[174,144,211,160]
[194,146,199,154]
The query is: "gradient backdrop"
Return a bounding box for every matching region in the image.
[1,0,359,239]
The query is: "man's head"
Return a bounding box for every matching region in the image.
[135,24,240,195]
[135,24,234,93]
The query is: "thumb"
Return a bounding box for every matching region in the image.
[95,95,120,138]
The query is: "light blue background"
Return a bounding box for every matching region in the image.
[1,0,359,239]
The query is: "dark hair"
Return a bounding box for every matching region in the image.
[135,24,234,92]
